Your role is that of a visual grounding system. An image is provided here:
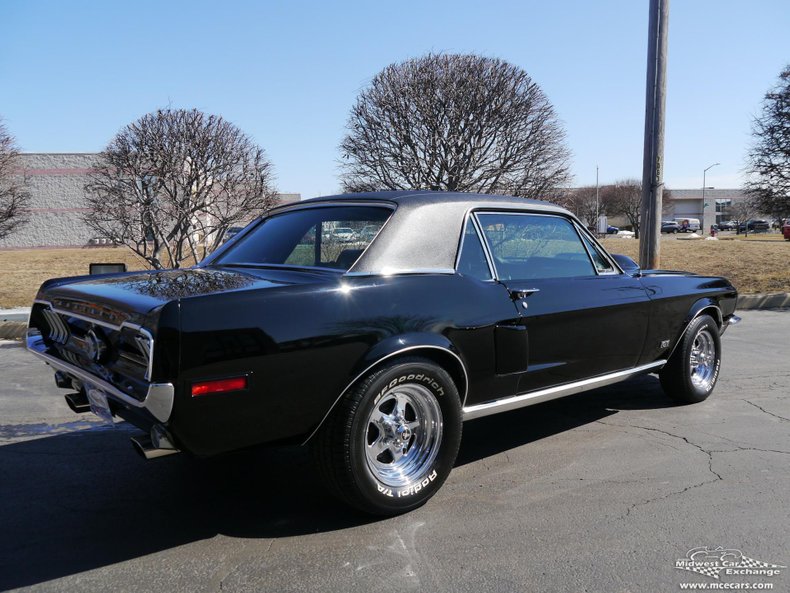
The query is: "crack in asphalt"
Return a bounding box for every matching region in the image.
[711,447,790,455]
[744,400,790,423]
[595,421,723,519]
[596,419,790,519]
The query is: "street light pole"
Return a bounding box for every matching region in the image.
[702,162,719,233]
[595,165,599,233]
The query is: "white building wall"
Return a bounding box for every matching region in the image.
[0,153,98,249]
[0,153,302,249]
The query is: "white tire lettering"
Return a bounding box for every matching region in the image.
[395,469,439,497]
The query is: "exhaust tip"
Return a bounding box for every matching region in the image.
[64,392,91,414]
[131,434,180,460]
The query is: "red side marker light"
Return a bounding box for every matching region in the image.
[191,376,247,397]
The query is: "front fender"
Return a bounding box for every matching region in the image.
[685,297,723,327]
[667,297,723,360]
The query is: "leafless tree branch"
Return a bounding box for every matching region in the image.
[0,119,31,240]
[83,108,277,269]
[339,54,572,198]
[744,65,790,220]
[601,179,642,237]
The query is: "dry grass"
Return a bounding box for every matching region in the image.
[0,247,150,308]
[1,238,788,308]
[601,236,790,295]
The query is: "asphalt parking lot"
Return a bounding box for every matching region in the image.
[1,309,788,593]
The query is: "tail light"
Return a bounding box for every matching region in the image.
[191,376,248,397]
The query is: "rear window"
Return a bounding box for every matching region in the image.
[216,206,392,271]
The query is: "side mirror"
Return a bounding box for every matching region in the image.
[611,254,641,277]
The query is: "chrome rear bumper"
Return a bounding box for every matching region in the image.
[26,332,174,423]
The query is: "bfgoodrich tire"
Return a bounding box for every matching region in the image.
[312,356,462,515]
[660,314,721,404]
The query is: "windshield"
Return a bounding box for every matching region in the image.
[216,205,392,271]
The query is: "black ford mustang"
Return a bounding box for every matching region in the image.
[27,191,740,515]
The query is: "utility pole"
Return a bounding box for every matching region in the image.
[639,0,670,269]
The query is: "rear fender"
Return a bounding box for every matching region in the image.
[302,332,468,445]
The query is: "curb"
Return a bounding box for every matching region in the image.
[0,322,27,340]
[736,293,790,310]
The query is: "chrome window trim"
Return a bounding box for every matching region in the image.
[463,360,667,420]
[302,344,469,445]
[205,201,398,270]
[344,268,456,277]
[572,222,624,275]
[452,209,496,281]
[472,210,603,281]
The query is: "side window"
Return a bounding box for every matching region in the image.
[579,231,616,274]
[456,218,493,281]
[476,213,595,280]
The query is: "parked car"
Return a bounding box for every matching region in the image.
[738,219,771,233]
[717,220,737,231]
[330,227,356,242]
[26,191,740,515]
[661,220,681,233]
[221,226,245,244]
[675,218,701,233]
[782,221,790,241]
[358,224,380,241]
[606,225,619,234]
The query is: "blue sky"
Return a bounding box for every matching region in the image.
[1,0,788,197]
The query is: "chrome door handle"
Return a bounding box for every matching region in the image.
[510,288,540,300]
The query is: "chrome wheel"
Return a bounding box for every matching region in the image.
[689,327,717,390]
[364,384,443,488]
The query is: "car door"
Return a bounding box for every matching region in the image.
[454,215,532,403]
[475,211,652,394]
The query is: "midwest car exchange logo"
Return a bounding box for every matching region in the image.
[675,547,785,580]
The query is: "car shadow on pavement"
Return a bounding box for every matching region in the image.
[0,374,674,590]
[456,374,675,466]
[0,430,368,590]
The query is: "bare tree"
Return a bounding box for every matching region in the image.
[661,187,674,218]
[745,65,790,220]
[601,179,642,237]
[340,53,572,198]
[0,120,31,240]
[730,197,760,237]
[558,186,600,229]
[84,109,276,269]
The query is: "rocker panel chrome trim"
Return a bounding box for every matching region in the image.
[462,360,667,420]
